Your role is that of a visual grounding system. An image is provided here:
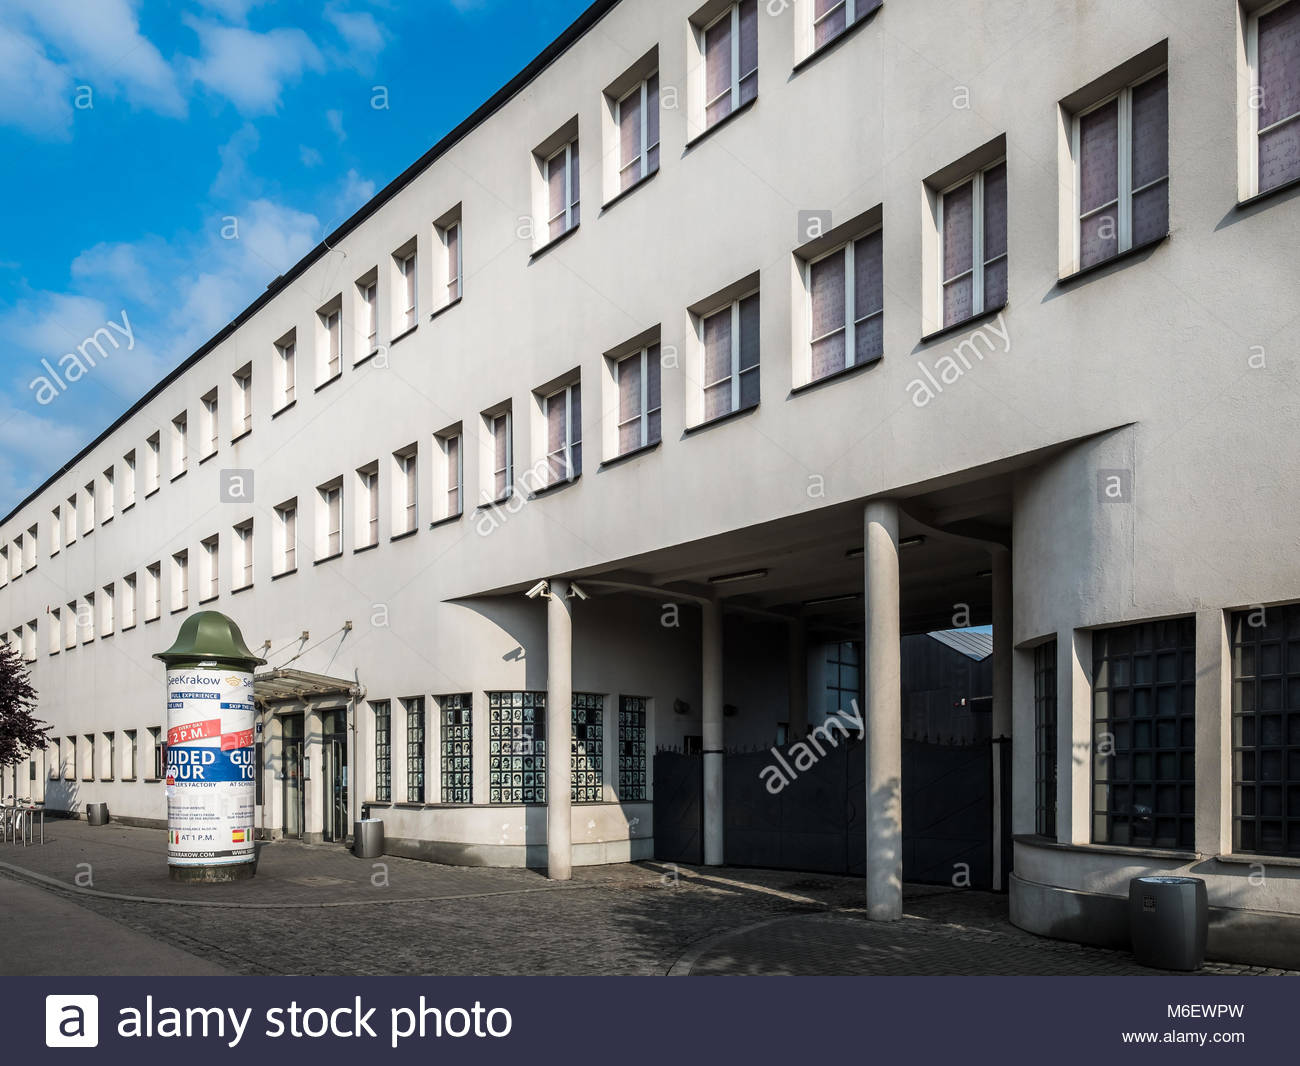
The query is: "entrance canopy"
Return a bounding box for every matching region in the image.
[253,667,359,707]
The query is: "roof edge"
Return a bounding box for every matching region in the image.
[1,0,622,529]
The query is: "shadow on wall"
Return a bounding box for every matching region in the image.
[44,771,80,815]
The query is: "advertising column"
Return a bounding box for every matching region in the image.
[154,611,267,883]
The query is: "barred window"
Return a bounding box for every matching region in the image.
[572,693,604,803]
[618,696,648,801]
[373,701,391,802]
[441,694,472,804]
[489,691,547,803]
[1092,618,1195,849]
[1231,604,1300,857]
[1034,641,1058,838]
[404,697,425,803]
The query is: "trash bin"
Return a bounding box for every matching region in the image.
[1129,875,1207,971]
[86,802,110,826]
[353,818,384,859]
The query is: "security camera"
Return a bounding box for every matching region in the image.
[567,583,589,601]
[525,580,550,600]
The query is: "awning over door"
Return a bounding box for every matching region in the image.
[253,667,360,706]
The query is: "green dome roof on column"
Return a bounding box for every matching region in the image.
[154,610,267,668]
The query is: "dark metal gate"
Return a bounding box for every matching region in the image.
[653,737,995,888]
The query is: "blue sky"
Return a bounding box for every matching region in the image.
[0,0,593,515]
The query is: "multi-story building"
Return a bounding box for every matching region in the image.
[2,0,1299,966]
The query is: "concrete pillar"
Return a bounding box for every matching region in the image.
[1194,608,1231,857]
[702,598,724,866]
[546,578,573,880]
[1060,629,1093,845]
[991,546,1013,739]
[863,499,902,921]
[787,618,808,740]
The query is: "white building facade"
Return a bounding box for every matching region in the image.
[2,0,1300,966]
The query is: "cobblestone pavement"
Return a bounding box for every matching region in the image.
[0,822,1292,976]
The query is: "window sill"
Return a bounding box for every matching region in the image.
[600,168,659,215]
[144,778,162,784]
[121,624,136,633]
[393,802,426,810]
[530,224,580,262]
[271,568,297,581]
[80,529,92,540]
[684,95,758,152]
[1236,172,1300,211]
[198,595,218,606]
[314,372,342,394]
[528,473,581,500]
[272,401,297,420]
[1215,852,1300,869]
[99,777,113,783]
[354,348,381,369]
[390,528,419,543]
[122,777,136,783]
[314,551,343,566]
[145,488,160,500]
[199,451,217,466]
[429,513,463,530]
[1057,233,1168,288]
[121,503,135,514]
[790,355,882,397]
[1012,834,1199,862]
[170,471,187,484]
[791,6,882,77]
[145,616,160,625]
[231,583,253,595]
[599,439,661,471]
[390,323,419,346]
[475,495,514,512]
[170,606,188,616]
[919,302,1008,347]
[429,297,463,324]
[684,402,759,437]
[231,429,252,446]
[101,515,113,527]
[353,542,379,555]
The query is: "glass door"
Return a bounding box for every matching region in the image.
[282,714,304,839]
[323,710,348,843]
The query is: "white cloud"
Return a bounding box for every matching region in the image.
[326,107,346,142]
[0,24,73,138]
[210,122,261,199]
[325,7,385,60]
[70,239,170,306]
[185,19,325,114]
[299,144,323,167]
[331,168,376,224]
[7,0,185,117]
[192,0,267,23]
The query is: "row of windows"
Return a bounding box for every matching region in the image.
[1033,603,1300,859]
[370,692,649,806]
[5,1,1297,581]
[34,729,162,789]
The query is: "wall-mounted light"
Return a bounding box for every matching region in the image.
[708,568,768,585]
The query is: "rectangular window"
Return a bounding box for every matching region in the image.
[145,563,161,621]
[63,602,76,649]
[1249,0,1300,195]
[101,583,115,637]
[701,291,760,421]
[489,691,546,804]
[48,609,60,655]
[83,735,95,781]
[234,522,253,589]
[172,412,188,477]
[172,550,189,611]
[23,620,37,662]
[318,481,343,557]
[102,468,115,522]
[278,337,297,407]
[394,448,417,533]
[145,433,160,493]
[618,695,648,801]
[124,729,137,780]
[445,221,462,304]
[811,0,881,50]
[491,412,513,502]
[440,694,473,803]
[233,364,252,436]
[50,505,60,555]
[356,465,379,547]
[1074,69,1168,270]
[1092,618,1195,849]
[201,390,219,457]
[372,701,391,802]
[399,251,417,331]
[404,697,426,803]
[544,382,582,486]
[275,501,297,573]
[616,346,662,455]
[703,0,758,129]
[360,278,378,352]
[201,536,219,601]
[122,450,136,508]
[103,732,115,780]
[81,593,94,643]
[150,726,164,779]
[64,496,77,544]
[323,306,341,380]
[545,140,581,241]
[1034,640,1058,838]
[81,483,94,535]
[437,433,462,520]
[1231,603,1300,857]
[823,641,860,718]
[807,229,884,381]
[122,573,137,628]
[940,160,1007,327]
[618,73,660,191]
[572,693,603,803]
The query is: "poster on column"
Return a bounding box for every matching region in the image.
[165,666,256,866]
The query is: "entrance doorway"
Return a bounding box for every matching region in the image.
[323,709,349,843]
[282,713,305,840]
